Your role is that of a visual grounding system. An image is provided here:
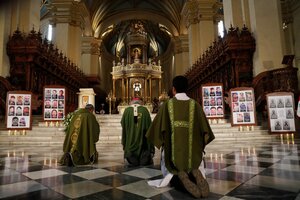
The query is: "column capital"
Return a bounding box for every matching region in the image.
[173,35,189,54]
[42,0,88,29]
[81,36,101,55]
[182,0,222,28]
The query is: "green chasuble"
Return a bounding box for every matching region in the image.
[146,98,215,174]
[62,108,100,165]
[121,105,154,165]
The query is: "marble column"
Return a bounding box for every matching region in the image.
[40,0,88,66]
[248,0,285,75]
[0,0,40,77]
[182,0,220,66]
[173,35,189,76]
[223,0,250,29]
[81,36,101,76]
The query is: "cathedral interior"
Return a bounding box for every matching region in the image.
[0,0,300,199]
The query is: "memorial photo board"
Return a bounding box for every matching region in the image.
[6,91,32,129]
[230,87,256,126]
[202,83,224,118]
[267,92,296,133]
[43,86,66,121]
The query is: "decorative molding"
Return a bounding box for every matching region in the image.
[182,0,221,28]
[42,0,88,30]
[174,35,189,54]
[81,36,101,55]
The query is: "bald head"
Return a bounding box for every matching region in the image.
[85,104,94,113]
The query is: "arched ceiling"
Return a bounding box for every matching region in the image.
[82,0,187,57]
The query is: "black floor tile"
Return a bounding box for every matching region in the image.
[1,189,69,200]
[76,188,145,200]
[206,170,255,182]
[227,183,298,200]
[93,174,143,187]
[35,174,87,188]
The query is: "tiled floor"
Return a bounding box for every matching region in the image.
[0,136,300,199]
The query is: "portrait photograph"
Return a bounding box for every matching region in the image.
[8,106,15,116]
[239,92,245,102]
[16,106,22,116]
[44,110,50,118]
[210,107,217,116]
[23,106,30,116]
[8,95,15,105]
[16,96,23,105]
[24,96,30,105]
[245,92,253,101]
[217,107,223,115]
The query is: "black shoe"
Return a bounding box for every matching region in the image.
[64,153,74,167]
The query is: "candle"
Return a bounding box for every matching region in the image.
[14,130,17,135]
[56,121,59,127]
[45,121,48,127]
[22,130,25,135]
[8,130,11,135]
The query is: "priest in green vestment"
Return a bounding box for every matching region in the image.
[121,98,154,166]
[60,104,100,166]
[146,76,215,198]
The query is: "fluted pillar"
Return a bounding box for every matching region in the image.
[173,35,189,76]
[40,0,88,66]
[0,0,40,77]
[247,0,285,75]
[81,36,101,75]
[182,0,220,65]
[223,0,250,30]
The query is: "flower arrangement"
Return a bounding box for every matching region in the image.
[63,111,75,132]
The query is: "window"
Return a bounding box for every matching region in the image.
[47,24,52,41]
[218,20,224,38]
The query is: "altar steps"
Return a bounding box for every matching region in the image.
[0,114,278,155]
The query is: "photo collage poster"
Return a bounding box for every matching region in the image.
[202,84,224,118]
[230,88,256,125]
[6,92,32,129]
[44,87,65,121]
[267,93,295,132]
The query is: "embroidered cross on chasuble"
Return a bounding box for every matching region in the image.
[168,99,195,170]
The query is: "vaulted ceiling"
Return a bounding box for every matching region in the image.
[82,0,187,57]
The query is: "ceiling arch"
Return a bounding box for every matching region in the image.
[94,10,180,38]
[82,0,187,58]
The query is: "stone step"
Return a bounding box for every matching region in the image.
[0,113,275,149]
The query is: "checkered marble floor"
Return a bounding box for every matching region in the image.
[1,136,300,200]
